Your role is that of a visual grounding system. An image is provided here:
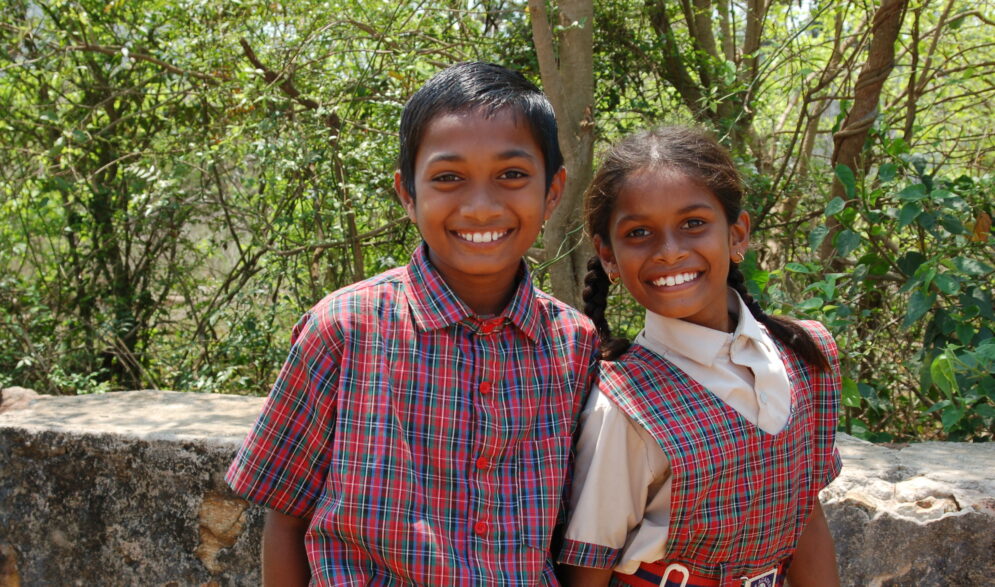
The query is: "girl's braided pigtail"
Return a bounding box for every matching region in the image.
[583,255,631,360]
[727,263,830,371]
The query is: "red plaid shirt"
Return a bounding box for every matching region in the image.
[227,243,599,586]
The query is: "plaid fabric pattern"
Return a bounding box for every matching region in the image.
[588,321,840,584]
[226,243,599,586]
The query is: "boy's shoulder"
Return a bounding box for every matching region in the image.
[303,265,408,332]
[531,288,598,340]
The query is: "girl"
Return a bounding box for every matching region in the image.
[558,126,842,587]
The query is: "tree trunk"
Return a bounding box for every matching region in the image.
[529,0,595,309]
[819,0,907,262]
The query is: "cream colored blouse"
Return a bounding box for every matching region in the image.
[562,290,793,574]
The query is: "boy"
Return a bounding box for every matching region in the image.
[226,61,599,585]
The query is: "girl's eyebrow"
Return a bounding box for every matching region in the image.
[616,203,716,223]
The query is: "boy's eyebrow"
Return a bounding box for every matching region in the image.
[424,149,538,165]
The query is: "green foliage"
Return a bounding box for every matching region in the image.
[745,136,994,441]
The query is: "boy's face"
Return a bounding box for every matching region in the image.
[396,108,564,309]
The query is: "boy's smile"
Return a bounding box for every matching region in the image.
[396,108,564,315]
[595,168,749,332]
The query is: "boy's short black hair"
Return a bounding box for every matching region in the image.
[397,61,563,198]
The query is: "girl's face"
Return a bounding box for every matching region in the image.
[594,168,750,333]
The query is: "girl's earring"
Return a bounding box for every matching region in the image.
[608,271,621,285]
[733,250,745,264]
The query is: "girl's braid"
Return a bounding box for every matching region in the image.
[727,263,830,371]
[582,255,631,360]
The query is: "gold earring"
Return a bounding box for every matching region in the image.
[734,251,745,263]
[608,272,621,285]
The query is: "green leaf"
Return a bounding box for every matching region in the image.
[903,290,936,328]
[897,184,928,201]
[785,262,812,273]
[799,297,824,311]
[825,197,846,217]
[841,377,861,408]
[835,229,861,256]
[898,203,921,229]
[941,406,965,431]
[809,225,829,250]
[897,251,927,276]
[953,257,993,276]
[835,164,856,198]
[877,163,897,183]
[939,213,966,235]
[933,273,960,295]
[930,353,960,399]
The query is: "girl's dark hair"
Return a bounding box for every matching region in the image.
[582,125,830,370]
[397,61,563,199]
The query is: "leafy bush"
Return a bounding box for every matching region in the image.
[745,138,993,441]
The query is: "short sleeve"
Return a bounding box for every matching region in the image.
[558,386,668,569]
[225,311,341,516]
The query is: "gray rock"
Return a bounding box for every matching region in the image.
[823,434,995,586]
[1,391,992,585]
[0,390,265,586]
[0,387,39,414]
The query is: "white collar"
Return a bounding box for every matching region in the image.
[641,289,769,368]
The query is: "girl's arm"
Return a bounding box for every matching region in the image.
[262,509,311,586]
[787,501,840,587]
[560,564,614,587]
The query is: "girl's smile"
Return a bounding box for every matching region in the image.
[595,168,750,333]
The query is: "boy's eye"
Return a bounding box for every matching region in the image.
[498,169,529,180]
[431,173,462,183]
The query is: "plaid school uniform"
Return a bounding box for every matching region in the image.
[563,321,840,586]
[226,243,599,586]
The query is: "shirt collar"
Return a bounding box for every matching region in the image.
[404,242,544,343]
[641,289,767,367]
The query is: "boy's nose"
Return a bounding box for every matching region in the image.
[461,185,503,221]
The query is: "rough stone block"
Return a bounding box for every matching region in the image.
[1,390,993,585]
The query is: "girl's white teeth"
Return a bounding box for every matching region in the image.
[458,230,506,243]
[653,272,698,287]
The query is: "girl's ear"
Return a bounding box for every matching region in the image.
[592,234,618,275]
[394,171,417,222]
[729,210,751,260]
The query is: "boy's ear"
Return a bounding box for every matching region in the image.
[592,234,618,276]
[394,171,417,222]
[542,167,567,221]
[729,210,751,260]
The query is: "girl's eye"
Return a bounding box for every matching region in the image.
[626,227,650,238]
[684,219,706,229]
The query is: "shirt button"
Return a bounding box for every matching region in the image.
[480,381,492,394]
[473,521,488,536]
[475,456,490,470]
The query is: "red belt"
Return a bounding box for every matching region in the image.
[613,558,790,587]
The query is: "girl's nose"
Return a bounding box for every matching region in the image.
[655,234,688,263]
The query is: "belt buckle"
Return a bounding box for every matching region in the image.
[659,563,690,587]
[740,567,777,587]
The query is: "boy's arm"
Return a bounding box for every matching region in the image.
[560,564,613,587]
[787,501,840,587]
[262,509,311,587]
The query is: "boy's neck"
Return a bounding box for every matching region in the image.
[449,274,519,316]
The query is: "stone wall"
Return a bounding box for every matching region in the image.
[1,389,993,586]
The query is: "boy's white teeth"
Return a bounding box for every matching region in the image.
[653,272,698,287]
[458,230,507,243]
